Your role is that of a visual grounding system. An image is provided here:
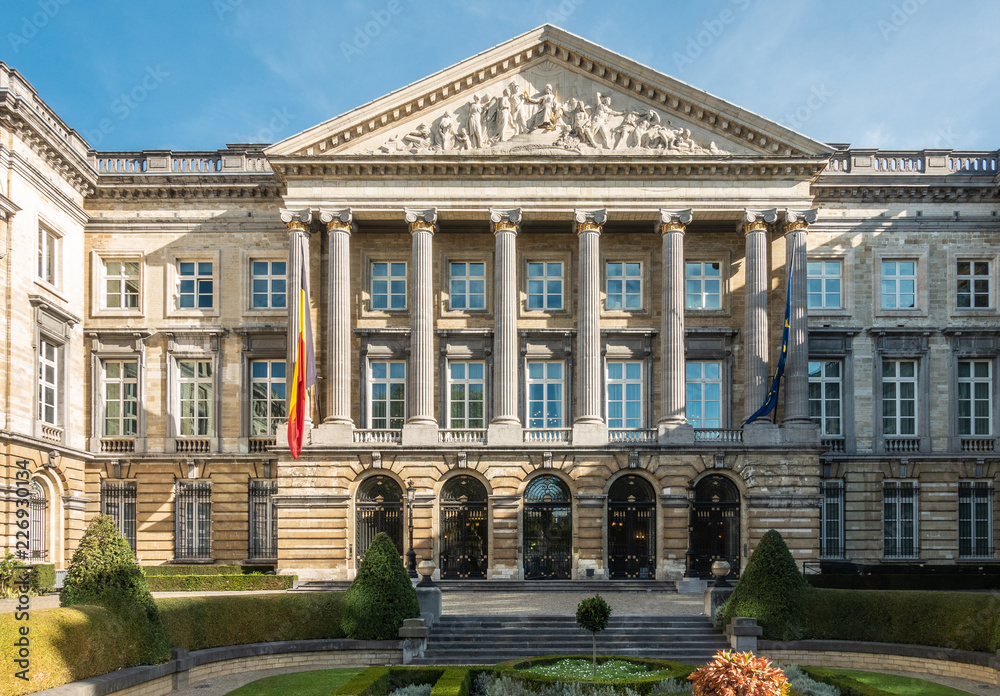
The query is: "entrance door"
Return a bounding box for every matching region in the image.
[440,475,488,578]
[355,475,404,562]
[608,475,656,579]
[688,475,741,578]
[523,475,572,580]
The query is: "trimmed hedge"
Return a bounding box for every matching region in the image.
[808,573,1000,591]
[141,564,274,576]
[341,532,420,640]
[800,667,895,696]
[145,573,295,592]
[26,564,56,594]
[430,667,478,696]
[501,655,697,694]
[333,666,443,695]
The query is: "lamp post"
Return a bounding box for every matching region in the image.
[406,479,417,577]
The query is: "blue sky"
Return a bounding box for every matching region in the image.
[2,0,998,152]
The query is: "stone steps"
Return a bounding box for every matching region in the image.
[292,579,678,593]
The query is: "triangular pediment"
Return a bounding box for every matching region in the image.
[267,25,831,160]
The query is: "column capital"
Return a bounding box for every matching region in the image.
[657,208,693,234]
[404,208,437,234]
[280,208,312,231]
[489,208,521,234]
[320,207,354,234]
[739,208,777,235]
[782,208,818,234]
[574,208,607,234]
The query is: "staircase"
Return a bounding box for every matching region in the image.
[292,579,678,592]
[409,614,727,665]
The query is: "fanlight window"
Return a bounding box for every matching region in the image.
[441,475,488,504]
[357,475,403,504]
[523,475,570,504]
[694,475,739,503]
[608,475,655,503]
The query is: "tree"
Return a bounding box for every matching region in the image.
[341,532,420,640]
[576,594,612,677]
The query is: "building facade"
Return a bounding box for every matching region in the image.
[2,26,998,581]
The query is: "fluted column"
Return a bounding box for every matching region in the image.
[281,208,313,438]
[657,209,694,443]
[742,208,777,423]
[782,209,819,438]
[488,209,521,445]
[402,208,437,444]
[573,209,608,446]
[320,208,353,428]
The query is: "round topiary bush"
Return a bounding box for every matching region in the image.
[719,529,808,641]
[341,532,420,640]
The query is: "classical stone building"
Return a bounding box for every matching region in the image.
[2,26,998,582]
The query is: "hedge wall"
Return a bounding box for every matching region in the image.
[26,564,55,594]
[145,574,295,592]
[141,564,274,576]
[808,573,1000,591]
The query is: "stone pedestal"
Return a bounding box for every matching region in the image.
[726,617,762,652]
[704,583,735,620]
[658,421,695,444]
[742,421,782,446]
[416,586,442,627]
[676,577,709,594]
[487,422,523,446]
[402,422,438,446]
[572,421,609,446]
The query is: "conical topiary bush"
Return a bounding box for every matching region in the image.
[341,532,420,640]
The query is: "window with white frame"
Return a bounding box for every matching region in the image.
[957,260,991,309]
[526,360,564,428]
[807,260,842,309]
[448,361,485,429]
[808,360,842,436]
[449,262,486,311]
[685,361,722,428]
[102,360,138,437]
[685,261,722,310]
[250,260,287,309]
[882,359,917,437]
[103,260,140,309]
[606,262,642,310]
[38,225,58,286]
[178,261,214,309]
[959,481,993,558]
[883,480,918,558]
[178,360,213,436]
[371,262,406,310]
[175,480,211,559]
[527,262,563,311]
[880,261,916,309]
[38,339,58,425]
[820,479,845,558]
[250,360,286,436]
[370,361,406,429]
[607,360,643,429]
[958,360,992,436]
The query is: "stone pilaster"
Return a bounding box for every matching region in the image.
[487,208,522,446]
[281,208,313,445]
[657,209,695,444]
[741,208,777,429]
[320,208,354,438]
[782,209,821,443]
[573,208,608,446]
[402,208,438,446]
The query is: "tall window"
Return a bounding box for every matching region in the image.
[957,260,991,309]
[103,360,139,436]
[807,260,842,309]
[958,360,992,436]
[175,481,211,559]
[38,339,58,425]
[881,261,916,309]
[449,262,485,310]
[820,480,845,558]
[38,225,57,285]
[607,360,643,429]
[882,360,917,436]
[448,361,485,429]
[371,262,406,310]
[527,262,563,310]
[370,361,405,429]
[250,260,287,309]
[606,262,642,310]
[526,361,564,428]
[178,360,212,436]
[686,361,722,429]
[685,261,721,310]
[104,260,140,309]
[178,261,214,309]
[101,480,137,552]
[28,481,46,561]
[883,480,918,558]
[808,360,842,436]
[248,480,277,560]
[959,481,993,559]
[251,360,287,436]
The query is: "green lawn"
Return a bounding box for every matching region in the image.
[225,668,365,696]
[825,669,976,696]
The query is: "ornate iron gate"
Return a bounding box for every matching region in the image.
[248,479,277,560]
[608,475,656,579]
[355,475,403,562]
[439,475,488,578]
[687,475,741,578]
[523,475,572,580]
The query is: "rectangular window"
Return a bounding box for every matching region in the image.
[38,225,57,285]
[371,262,406,310]
[808,360,842,436]
[527,262,563,310]
[685,261,722,310]
[807,260,842,309]
[104,260,140,309]
[448,361,485,429]
[958,360,992,436]
[103,360,139,437]
[38,339,58,425]
[606,262,642,310]
[250,260,287,309]
[248,479,277,560]
[607,360,643,429]
[685,361,722,429]
[449,262,486,310]
[251,360,287,436]
[101,480,137,552]
[526,360,564,428]
[175,481,211,560]
[957,260,991,309]
[882,359,917,436]
[959,481,993,559]
[881,261,916,309]
[370,360,405,429]
[820,480,845,558]
[178,360,212,436]
[178,261,214,309]
[883,480,918,558]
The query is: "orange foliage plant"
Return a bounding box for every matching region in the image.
[688,650,789,696]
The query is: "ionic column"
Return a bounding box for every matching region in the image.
[320,208,354,428]
[782,209,818,435]
[403,209,437,443]
[657,209,694,442]
[281,208,313,434]
[488,209,521,444]
[742,208,777,423]
[573,209,608,446]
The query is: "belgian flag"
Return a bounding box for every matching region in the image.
[287,251,316,459]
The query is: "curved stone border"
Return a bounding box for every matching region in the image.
[33,639,404,696]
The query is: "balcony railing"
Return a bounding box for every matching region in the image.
[90,147,273,175]
[176,438,211,454]
[884,437,920,453]
[248,437,276,454]
[524,428,572,444]
[961,437,996,453]
[100,437,136,454]
[353,429,401,444]
[821,437,846,453]
[609,428,656,444]
[438,429,487,445]
[823,149,999,176]
[693,428,744,443]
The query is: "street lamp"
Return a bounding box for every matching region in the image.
[406,479,417,577]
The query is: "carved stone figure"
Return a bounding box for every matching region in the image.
[612,110,639,149]
[508,82,530,134]
[526,84,562,131]
[435,111,456,150]
[567,98,597,147]
[591,93,622,149]
[467,95,485,149]
[401,123,432,150]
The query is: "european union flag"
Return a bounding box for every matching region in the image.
[744,264,793,426]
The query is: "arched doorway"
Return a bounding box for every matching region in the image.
[355,475,404,562]
[439,475,488,579]
[607,475,656,579]
[688,475,741,578]
[523,475,572,580]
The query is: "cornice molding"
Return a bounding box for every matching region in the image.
[10,152,89,226]
[89,175,284,201]
[812,181,998,203]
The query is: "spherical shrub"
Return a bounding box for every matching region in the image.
[341,532,420,640]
